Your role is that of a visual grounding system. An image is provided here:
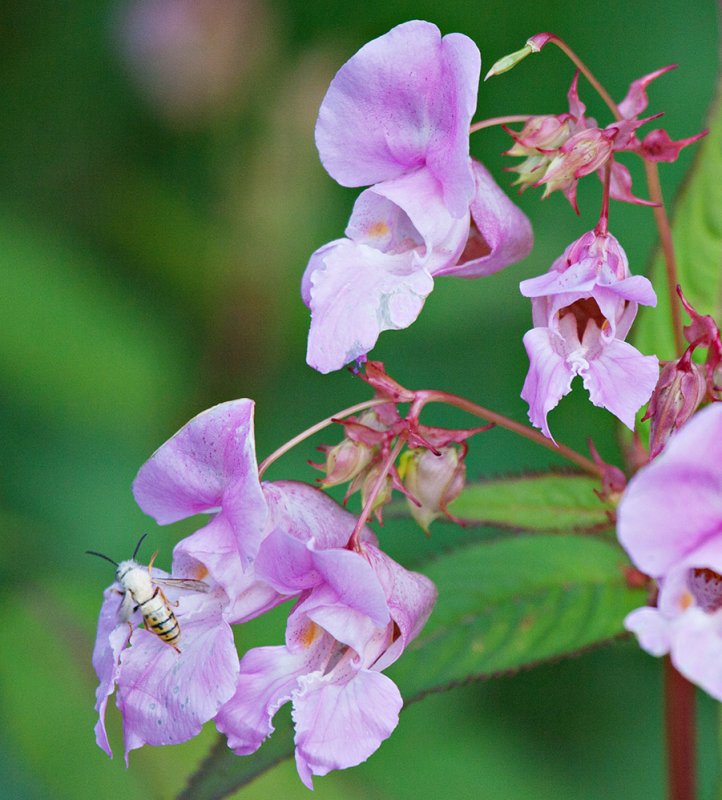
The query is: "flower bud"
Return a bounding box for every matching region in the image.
[484,43,534,80]
[320,439,374,488]
[645,353,707,459]
[399,446,466,533]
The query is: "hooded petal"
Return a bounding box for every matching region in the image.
[117,591,239,761]
[315,20,479,216]
[216,645,310,756]
[173,518,283,624]
[305,238,434,373]
[362,544,437,670]
[292,668,402,789]
[618,403,722,576]
[262,480,378,551]
[521,327,575,440]
[435,160,533,278]
[132,400,266,529]
[580,336,659,430]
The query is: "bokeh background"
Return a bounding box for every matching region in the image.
[1,1,719,798]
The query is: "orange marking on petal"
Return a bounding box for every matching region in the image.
[367,221,390,238]
[193,565,209,580]
[300,622,319,648]
[680,591,693,610]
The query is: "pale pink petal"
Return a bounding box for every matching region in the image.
[436,160,533,278]
[521,327,575,440]
[305,238,434,373]
[173,519,283,623]
[581,337,659,429]
[353,168,470,270]
[314,21,478,216]
[215,646,309,756]
[93,588,134,757]
[670,607,722,701]
[624,607,671,657]
[253,528,321,595]
[118,594,239,761]
[292,669,402,788]
[618,404,722,575]
[132,400,265,526]
[262,481,377,551]
[362,544,437,670]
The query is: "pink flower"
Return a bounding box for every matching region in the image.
[216,527,437,788]
[618,403,722,699]
[520,229,659,439]
[303,20,532,374]
[92,559,239,761]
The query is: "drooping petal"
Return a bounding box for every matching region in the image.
[132,400,266,528]
[618,404,722,575]
[314,20,479,216]
[216,645,310,756]
[292,668,402,789]
[435,160,533,278]
[362,544,437,670]
[117,592,239,761]
[520,327,575,440]
[93,588,134,757]
[624,607,671,657]
[305,238,434,373]
[670,607,722,701]
[581,336,659,429]
[607,161,657,206]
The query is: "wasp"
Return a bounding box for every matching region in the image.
[87,534,209,652]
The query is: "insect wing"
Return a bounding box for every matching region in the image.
[153,576,210,593]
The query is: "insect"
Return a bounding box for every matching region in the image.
[87,534,209,652]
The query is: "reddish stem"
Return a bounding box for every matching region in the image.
[411,389,602,478]
[644,160,686,356]
[346,436,406,551]
[664,658,696,800]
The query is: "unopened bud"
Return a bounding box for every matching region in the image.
[321,439,374,488]
[485,44,534,80]
[645,354,707,459]
[399,446,466,533]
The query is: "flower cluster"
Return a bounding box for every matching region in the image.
[302,20,533,374]
[506,62,705,210]
[93,400,436,786]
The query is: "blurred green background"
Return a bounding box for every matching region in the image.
[0,1,719,798]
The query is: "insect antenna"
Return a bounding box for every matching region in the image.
[132,533,148,560]
[85,550,119,566]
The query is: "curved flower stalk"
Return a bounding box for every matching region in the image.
[618,403,722,699]
[520,227,659,439]
[216,527,436,788]
[302,20,533,374]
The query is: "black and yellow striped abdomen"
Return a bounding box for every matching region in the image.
[139,587,181,647]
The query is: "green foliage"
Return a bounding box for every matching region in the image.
[181,533,644,799]
[447,472,609,531]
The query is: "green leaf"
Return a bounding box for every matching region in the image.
[634,82,722,363]
[180,534,644,799]
[446,472,608,531]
